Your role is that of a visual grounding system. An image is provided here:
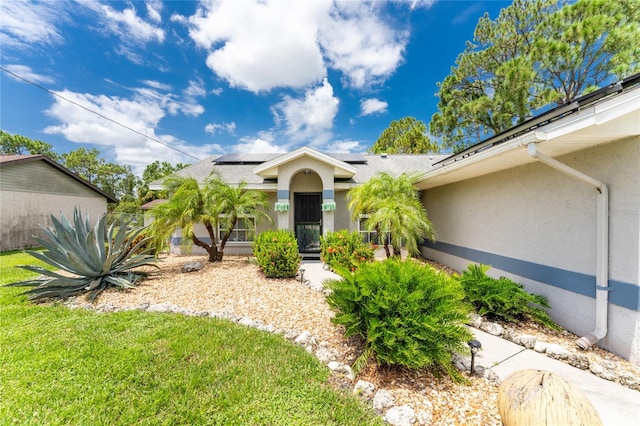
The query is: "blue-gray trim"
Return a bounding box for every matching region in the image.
[323,189,334,199]
[424,241,639,311]
[172,237,212,245]
[277,190,289,199]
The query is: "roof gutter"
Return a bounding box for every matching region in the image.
[526,143,609,350]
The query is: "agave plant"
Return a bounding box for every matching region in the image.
[6,208,157,301]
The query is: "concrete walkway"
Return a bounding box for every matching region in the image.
[300,260,640,426]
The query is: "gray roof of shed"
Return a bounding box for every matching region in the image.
[0,154,118,203]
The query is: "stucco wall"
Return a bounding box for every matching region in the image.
[421,136,640,363]
[0,161,108,251]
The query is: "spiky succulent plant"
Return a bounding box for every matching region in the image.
[6,208,157,302]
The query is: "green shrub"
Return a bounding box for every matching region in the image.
[325,259,473,382]
[253,230,300,278]
[458,264,560,330]
[6,207,157,302]
[320,230,374,272]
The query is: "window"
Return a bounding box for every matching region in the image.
[218,216,256,242]
[358,215,389,244]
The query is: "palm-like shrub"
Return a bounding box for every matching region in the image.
[458,264,560,330]
[6,208,157,301]
[347,172,436,259]
[325,259,473,382]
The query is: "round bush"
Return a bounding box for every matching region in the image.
[253,230,300,278]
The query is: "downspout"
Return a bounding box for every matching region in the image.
[526,143,609,350]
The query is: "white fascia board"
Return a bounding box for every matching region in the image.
[538,87,640,141]
[417,131,542,185]
[254,146,356,178]
[417,86,640,189]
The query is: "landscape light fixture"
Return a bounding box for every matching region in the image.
[299,268,305,283]
[468,339,482,375]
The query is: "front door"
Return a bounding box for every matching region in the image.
[294,193,322,253]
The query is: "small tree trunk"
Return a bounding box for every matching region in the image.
[498,369,602,426]
[375,224,391,258]
[217,217,236,263]
[192,235,218,262]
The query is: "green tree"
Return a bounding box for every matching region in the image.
[95,162,132,199]
[0,130,60,160]
[430,0,639,151]
[149,174,271,262]
[347,172,435,259]
[139,160,188,203]
[368,117,439,154]
[61,147,105,185]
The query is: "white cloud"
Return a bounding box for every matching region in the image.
[184,78,207,98]
[146,0,163,24]
[272,78,339,144]
[3,64,55,85]
[205,122,236,135]
[233,138,286,154]
[183,0,329,93]
[0,1,65,50]
[360,98,388,116]
[94,2,164,43]
[394,0,437,10]
[42,88,216,174]
[142,80,172,91]
[78,0,164,64]
[318,3,407,88]
[132,87,204,117]
[178,0,412,92]
[325,140,365,153]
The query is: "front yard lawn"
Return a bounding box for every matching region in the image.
[0,250,381,425]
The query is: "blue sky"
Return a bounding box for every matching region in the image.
[1,0,509,173]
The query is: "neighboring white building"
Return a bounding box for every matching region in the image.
[0,155,117,251]
[151,74,640,364]
[417,74,640,364]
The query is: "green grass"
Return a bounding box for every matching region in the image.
[0,250,382,425]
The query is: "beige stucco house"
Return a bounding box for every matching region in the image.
[151,74,639,364]
[0,155,117,251]
[150,148,447,256]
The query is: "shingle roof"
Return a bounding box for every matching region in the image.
[150,151,449,189]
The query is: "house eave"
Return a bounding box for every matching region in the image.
[415,85,640,190]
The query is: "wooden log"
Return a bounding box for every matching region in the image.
[498,369,603,426]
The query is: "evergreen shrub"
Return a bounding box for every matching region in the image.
[325,259,473,382]
[320,229,374,272]
[458,264,560,330]
[253,230,300,278]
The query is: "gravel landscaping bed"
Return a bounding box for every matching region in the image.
[71,254,639,426]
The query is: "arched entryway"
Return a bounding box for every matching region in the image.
[291,169,322,253]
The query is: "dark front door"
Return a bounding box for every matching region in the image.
[294,193,322,253]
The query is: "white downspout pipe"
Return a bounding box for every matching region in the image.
[527,143,609,350]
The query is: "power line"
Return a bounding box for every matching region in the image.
[1,66,202,161]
